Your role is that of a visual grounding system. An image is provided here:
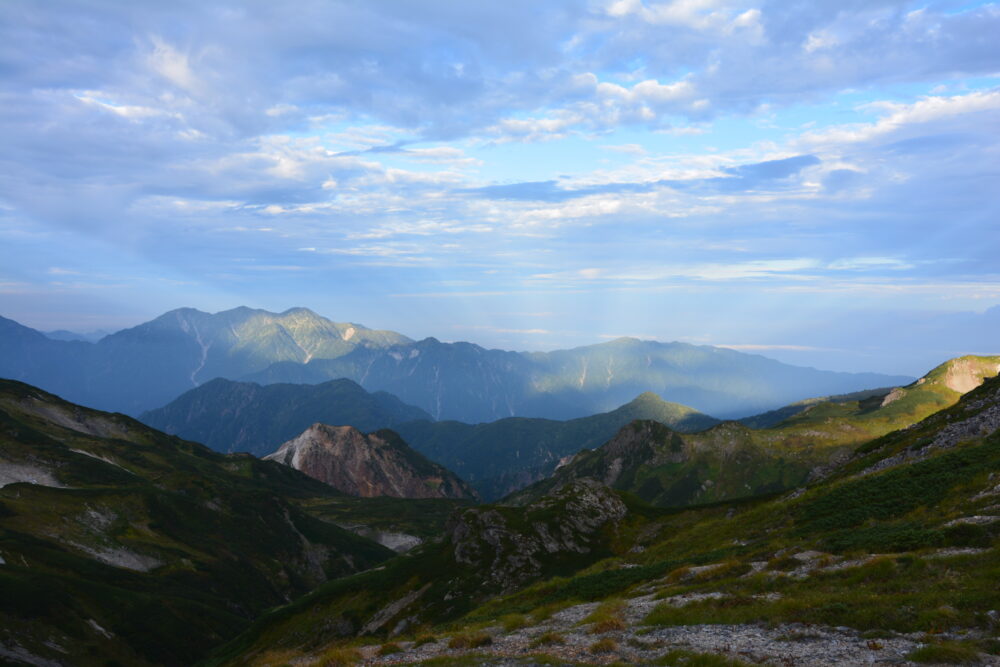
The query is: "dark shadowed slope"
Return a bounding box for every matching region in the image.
[141,377,431,455]
[0,379,393,666]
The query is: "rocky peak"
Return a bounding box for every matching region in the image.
[265,423,477,500]
[600,419,674,459]
[447,479,627,594]
[940,356,1000,394]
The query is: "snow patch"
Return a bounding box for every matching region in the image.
[343,326,356,341]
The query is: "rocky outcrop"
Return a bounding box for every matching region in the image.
[447,479,627,594]
[265,424,478,500]
[860,377,1000,476]
[942,357,1000,394]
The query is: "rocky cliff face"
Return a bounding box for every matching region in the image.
[447,478,627,594]
[265,424,478,500]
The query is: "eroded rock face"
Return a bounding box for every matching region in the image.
[447,479,627,594]
[942,357,1000,394]
[265,424,478,500]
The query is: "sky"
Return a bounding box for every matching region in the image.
[1,0,999,376]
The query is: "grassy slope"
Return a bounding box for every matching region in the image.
[0,379,395,666]
[297,496,473,542]
[217,373,1000,666]
[465,375,1000,645]
[510,356,1000,508]
[395,392,719,501]
[206,482,641,666]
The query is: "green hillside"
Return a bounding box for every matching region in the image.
[0,379,395,666]
[211,371,1000,667]
[396,392,719,500]
[509,356,1000,508]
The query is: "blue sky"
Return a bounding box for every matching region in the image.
[1,0,999,375]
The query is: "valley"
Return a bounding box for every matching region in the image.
[7,2,1000,664]
[1,312,998,666]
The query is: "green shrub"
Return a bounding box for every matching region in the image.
[823,523,942,553]
[447,632,492,649]
[377,642,402,656]
[499,613,528,632]
[907,640,982,664]
[942,523,992,548]
[530,631,566,647]
[584,599,627,634]
[798,439,999,534]
[589,637,617,653]
[313,645,362,666]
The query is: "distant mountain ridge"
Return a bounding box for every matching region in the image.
[0,307,409,415]
[394,391,720,500]
[509,354,1000,507]
[141,377,431,455]
[242,334,913,421]
[1,307,911,419]
[141,379,720,500]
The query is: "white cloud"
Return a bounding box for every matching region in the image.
[801,90,1000,148]
[146,36,201,93]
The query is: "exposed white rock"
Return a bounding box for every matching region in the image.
[0,463,63,488]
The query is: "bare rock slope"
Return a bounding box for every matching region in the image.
[265,423,478,500]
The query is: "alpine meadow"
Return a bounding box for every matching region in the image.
[1,1,999,666]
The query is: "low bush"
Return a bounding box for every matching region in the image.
[447,632,492,649]
[907,640,982,664]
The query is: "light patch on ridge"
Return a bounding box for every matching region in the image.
[0,463,64,488]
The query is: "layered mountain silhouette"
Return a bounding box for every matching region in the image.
[215,372,1000,663]
[1,306,911,419]
[140,377,431,454]
[142,379,719,500]
[509,355,1000,507]
[0,308,408,416]
[243,334,913,421]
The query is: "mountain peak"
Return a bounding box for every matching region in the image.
[279,306,320,318]
[265,423,478,500]
[921,355,1000,394]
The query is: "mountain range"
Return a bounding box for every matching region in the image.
[509,355,1000,507]
[1,352,998,665]
[212,370,1000,666]
[142,356,998,503]
[142,379,719,500]
[0,306,912,420]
